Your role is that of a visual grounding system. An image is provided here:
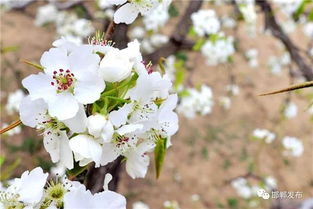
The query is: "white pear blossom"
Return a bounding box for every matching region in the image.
[303,22,313,38]
[129,26,146,40]
[22,46,105,120]
[245,48,259,68]
[112,0,171,24]
[19,96,87,169]
[219,96,231,110]
[177,85,214,119]
[226,84,240,96]
[0,167,48,208]
[35,4,58,26]
[133,201,150,209]
[55,11,94,41]
[64,184,126,209]
[5,89,25,115]
[201,33,235,66]
[282,136,303,157]
[284,102,298,119]
[252,129,276,143]
[0,167,127,209]
[143,3,170,32]
[221,16,236,28]
[231,178,253,199]
[191,9,220,36]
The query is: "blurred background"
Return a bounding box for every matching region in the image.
[0,0,312,209]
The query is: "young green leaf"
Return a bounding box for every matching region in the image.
[154,137,167,179]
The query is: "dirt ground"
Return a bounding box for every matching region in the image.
[0,2,312,209]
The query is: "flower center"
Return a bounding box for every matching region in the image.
[50,69,76,93]
[113,134,137,154]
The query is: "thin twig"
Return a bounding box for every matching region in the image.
[0,120,22,135]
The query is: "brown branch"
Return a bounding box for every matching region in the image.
[143,0,203,64]
[85,157,123,193]
[104,20,116,41]
[256,0,313,81]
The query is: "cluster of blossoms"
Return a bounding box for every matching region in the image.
[267,53,291,75]
[19,36,178,179]
[177,85,214,119]
[201,33,235,66]
[231,176,277,199]
[130,28,169,54]
[0,167,126,209]
[252,129,276,144]
[245,48,259,68]
[34,4,94,42]
[235,0,257,35]
[191,9,220,37]
[282,136,304,157]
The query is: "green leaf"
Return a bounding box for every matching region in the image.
[154,137,167,179]
[0,156,5,167]
[66,161,88,179]
[292,0,307,21]
[168,3,179,17]
[1,46,19,54]
[22,59,44,71]
[227,198,238,209]
[0,158,20,181]
[192,38,205,51]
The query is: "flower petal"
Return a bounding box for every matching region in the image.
[69,135,102,167]
[22,73,56,102]
[109,103,134,127]
[62,104,87,133]
[68,48,100,78]
[48,92,79,120]
[74,74,105,104]
[40,48,70,75]
[113,3,139,24]
[19,96,48,128]
[100,143,119,166]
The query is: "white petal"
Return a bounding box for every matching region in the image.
[62,104,87,133]
[93,191,126,209]
[19,96,47,128]
[68,48,100,78]
[125,142,154,179]
[69,135,102,167]
[109,103,133,127]
[43,132,61,163]
[59,133,74,169]
[108,0,127,5]
[100,143,119,166]
[22,73,56,102]
[40,48,70,75]
[74,74,105,104]
[114,3,139,24]
[117,124,143,136]
[18,167,48,204]
[64,186,93,209]
[48,92,79,120]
